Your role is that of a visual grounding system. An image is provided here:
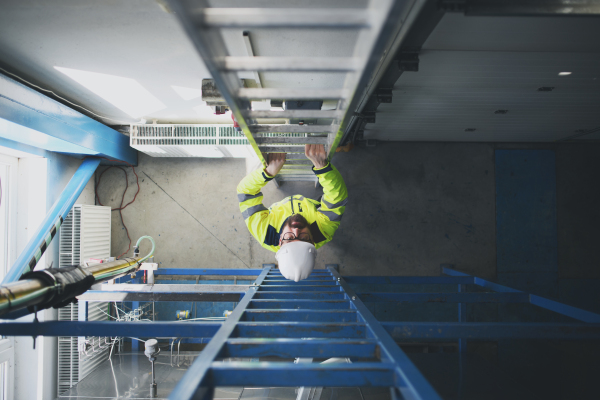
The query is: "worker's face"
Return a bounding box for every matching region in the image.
[279,214,313,246]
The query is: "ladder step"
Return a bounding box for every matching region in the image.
[277,176,319,182]
[277,165,314,170]
[235,322,367,339]
[248,300,349,310]
[262,279,334,283]
[202,8,372,29]
[210,362,395,387]
[239,88,350,100]
[252,125,336,134]
[259,146,305,153]
[255,137,327,145]
[242,309,357,323]
[279,170,314,176]
[253,292,345,300]
[220,56,361,72]
[259,285,341,292]
[283,160,313,165]
[244,110,344,119]
[283,154,310,160]
[223,339,379,359]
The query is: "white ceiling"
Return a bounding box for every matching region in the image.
[364,13,600,142]
[0,0,363,125]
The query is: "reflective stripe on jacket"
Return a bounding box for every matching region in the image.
[237,163,348,252]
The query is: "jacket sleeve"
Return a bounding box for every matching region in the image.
[313,162,348,249]
[237,168,274,250]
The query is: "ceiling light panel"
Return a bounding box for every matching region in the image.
[55,67,166,118]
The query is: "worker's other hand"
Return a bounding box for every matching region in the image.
[264,152,286,177]
[305,144,328,169]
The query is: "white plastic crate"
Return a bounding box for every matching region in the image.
[130,124,254,158]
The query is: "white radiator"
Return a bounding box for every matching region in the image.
[57,205,111,395]
[130,124,254,158]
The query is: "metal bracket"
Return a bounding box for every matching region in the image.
[376,88,393,103]
[398,52,419,72]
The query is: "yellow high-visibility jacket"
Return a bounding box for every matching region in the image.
[237,163,348,252]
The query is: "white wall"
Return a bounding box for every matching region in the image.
[13,153,95,400]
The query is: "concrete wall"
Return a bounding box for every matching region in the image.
[106,144,497,278]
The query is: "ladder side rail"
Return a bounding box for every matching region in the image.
[165,0,266,166]
[442,267,600,323]
[168,266,272,400]
[328,266,443,400]
[328,0,420,158]
[338,0,430,151]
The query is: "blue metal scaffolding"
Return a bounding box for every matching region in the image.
[2,265,600,399]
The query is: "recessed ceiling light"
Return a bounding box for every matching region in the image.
[171,85,202,101]
[558,72,572,76]
[54,67,166,118]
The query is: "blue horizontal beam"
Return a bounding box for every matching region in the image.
[258,285,341,292]
[222,339,378,359]
[253,292,345,300]
[344,276,474,285]
[235,322,366,338]
[262,280,335,285]
[442,267,600,322]
[154,268,263,276]
[242,310,357,323]
[358,292,530,303]
[382,322,600,340]
[3,157,101,283]
[209,362,395,387]
[0,321,221,338]
[0,73,136,164]
[247,300,350,309]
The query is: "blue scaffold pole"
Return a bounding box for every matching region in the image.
[2,157,101,283]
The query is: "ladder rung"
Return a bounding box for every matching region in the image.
[277,176,319,182]
[220,56,362,72]
[255,136,327,145]
[263,278,334,282]
[253,292,345,300]
[248,300,349,310]
[283,160,313,165]
[223,338,379,359]
[201,9,373,29]
[259,285,341,291]
[242,309,357,323]
[252,124,337,134]
[279,170,314,176]
[239,88,350,100]
[235,322,367,339]
[244,110,344,119]
[283,153,309,160]
[259,146,305,153]
[210,362,395,387]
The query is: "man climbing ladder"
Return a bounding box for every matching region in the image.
[237,144,348,281]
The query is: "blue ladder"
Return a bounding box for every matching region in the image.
[169,265,442,400]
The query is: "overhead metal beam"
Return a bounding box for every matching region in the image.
[0,73,137,164]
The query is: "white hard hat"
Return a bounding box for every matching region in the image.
[275,241,316,282]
